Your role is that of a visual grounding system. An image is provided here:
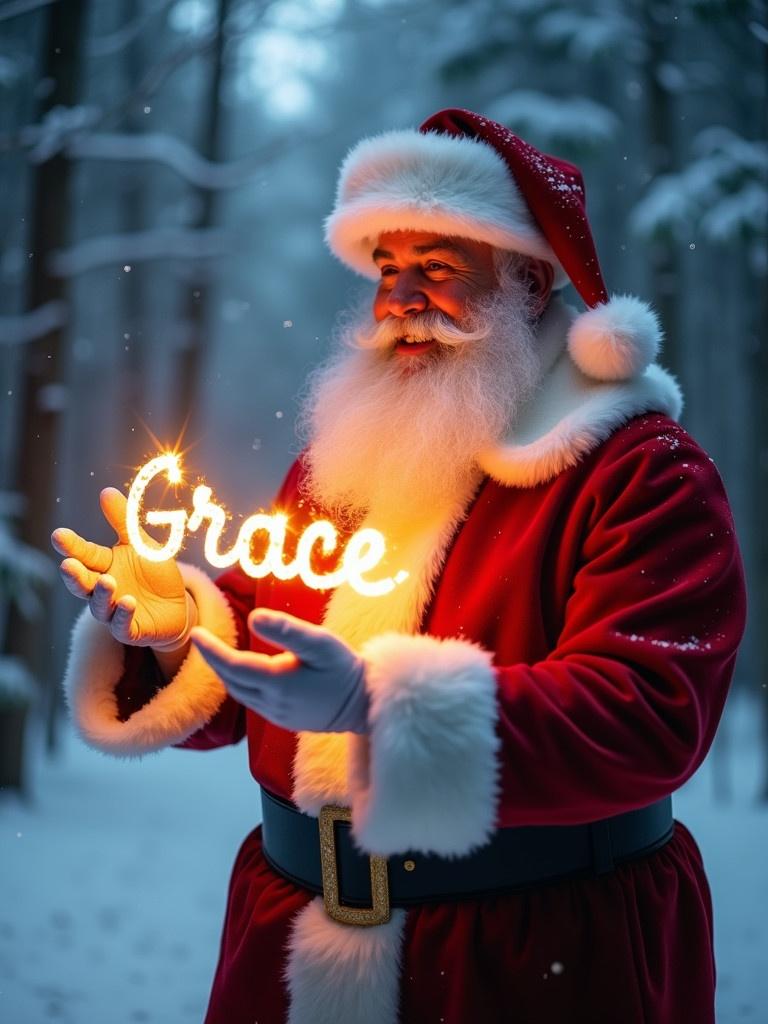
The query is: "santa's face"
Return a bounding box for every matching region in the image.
[371,231,498,358]
[299,233,545,525]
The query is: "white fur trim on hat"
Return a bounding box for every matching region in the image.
[285,897,406,1024]
[62,562,237,756]
[567,294,662,381]
[347,631,500,858]
[325,128,568,285]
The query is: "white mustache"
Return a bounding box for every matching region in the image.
[355,310,492,351]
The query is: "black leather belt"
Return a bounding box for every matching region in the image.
[260,787,674,927]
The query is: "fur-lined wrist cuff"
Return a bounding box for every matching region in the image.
[347,632,501,857]
[62,563,237,757]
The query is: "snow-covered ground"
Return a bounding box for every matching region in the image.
[0,721,256,1024]
[1,695,766,1024]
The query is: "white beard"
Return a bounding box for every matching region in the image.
[298,266,542,528]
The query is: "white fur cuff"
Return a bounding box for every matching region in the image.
[348,632,501,857]
[62,562,237,756]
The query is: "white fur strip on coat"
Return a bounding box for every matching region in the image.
[285,898,407,1024]
[62,562,237,756]
[285,477,502,1024]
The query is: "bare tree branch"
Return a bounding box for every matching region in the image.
[106,27,219,125]
[66,125,329,189]
[68,131,243,188]
[0,301,67,345]
[87,0,177,58]
[0,23,232,153]
[0,0,56,24]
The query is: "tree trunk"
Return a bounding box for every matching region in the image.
[170,0,231,436]
[7,0,88,752]
[118,0,150,442]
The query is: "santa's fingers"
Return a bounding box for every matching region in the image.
[109,595,141,644]
[219,653,298,699]
[59,557,101,599]
[217,675,269,709]
[99,488,131,546]
[89,574,118,623]
[51,527,112,573]
[193,648,254,692]
[189,628,293,687]
[248,608,341,667]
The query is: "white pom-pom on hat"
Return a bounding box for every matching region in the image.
[567,294,663,382]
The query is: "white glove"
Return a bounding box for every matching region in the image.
[189,609,370,734]
[51,486,196,652]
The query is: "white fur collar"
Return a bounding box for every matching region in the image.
[478,296,683,488]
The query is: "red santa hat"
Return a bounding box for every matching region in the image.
[325,107,662,382]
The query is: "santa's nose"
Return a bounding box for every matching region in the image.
[386,272,429,318]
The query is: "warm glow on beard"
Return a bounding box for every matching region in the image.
[298,263,542,526]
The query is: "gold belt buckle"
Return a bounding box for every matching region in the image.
[318,804,390,926]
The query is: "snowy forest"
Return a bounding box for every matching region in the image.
[0,0,766,1021]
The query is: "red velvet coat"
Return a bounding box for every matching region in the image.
[63,300,746,1024]
[191,413,744,1024]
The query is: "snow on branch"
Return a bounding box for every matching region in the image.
[2,9,267,155]
[21,105,101,163]
[49,227,231,277]
[0,301,67,346]
[488,91,620,151]
[631,127,768,245]
[534,8,634,61]
[6,108,323,192]
[67,131,266,190]
[1,36,220,156]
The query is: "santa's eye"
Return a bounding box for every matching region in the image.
[425,260,449,272]
[379,266,398,277]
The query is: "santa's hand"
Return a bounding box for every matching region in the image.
[51,487,193,652]
[188,609,369,734]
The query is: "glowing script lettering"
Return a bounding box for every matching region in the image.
[126,453,409,597]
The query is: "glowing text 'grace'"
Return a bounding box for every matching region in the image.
[125,453,409,598]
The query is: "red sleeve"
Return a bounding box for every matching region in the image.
[170,566,252,750]
[494,427,747,825]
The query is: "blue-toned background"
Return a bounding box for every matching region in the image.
[0,1,765,1020]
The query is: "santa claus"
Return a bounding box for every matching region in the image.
[53,108,746,1024]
